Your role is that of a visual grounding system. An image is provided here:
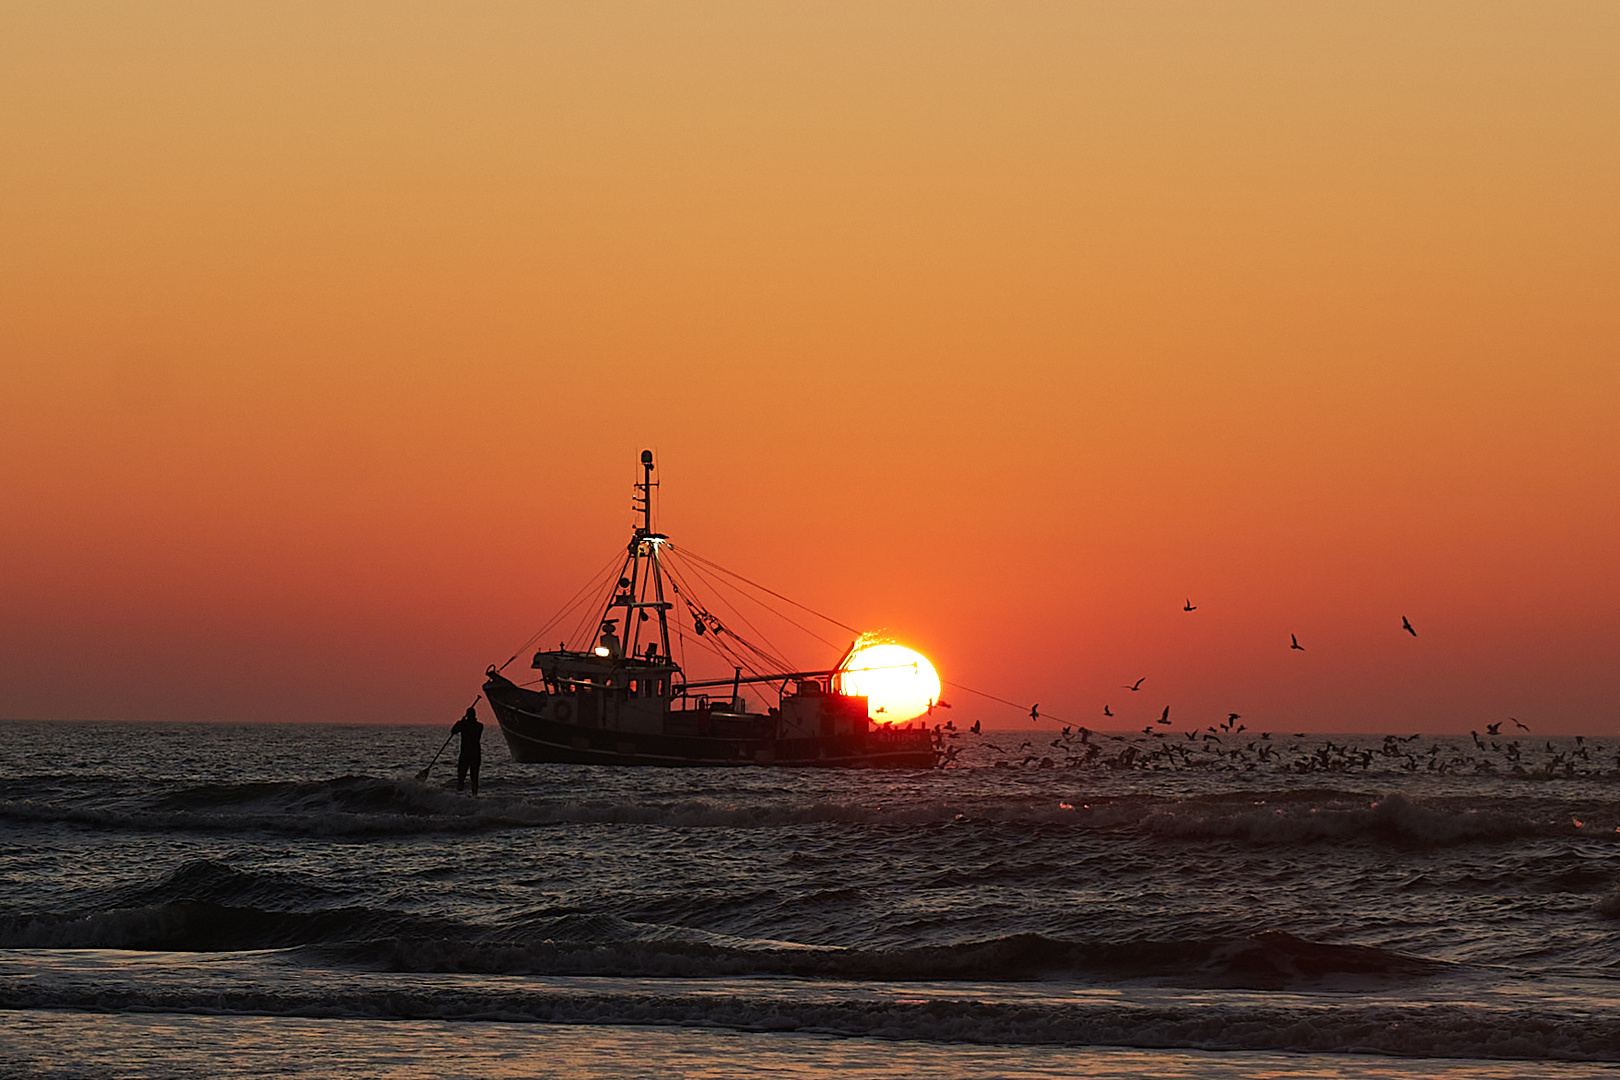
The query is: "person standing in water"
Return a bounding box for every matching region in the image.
[451,705,483,795]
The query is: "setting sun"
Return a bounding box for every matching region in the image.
[835,639,943,724]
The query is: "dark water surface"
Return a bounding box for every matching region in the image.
[3,720,1620,1077]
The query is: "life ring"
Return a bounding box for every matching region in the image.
[552,699,572,722]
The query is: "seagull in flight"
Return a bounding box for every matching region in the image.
[1029,704,1040,723]
[1402,616,1416,637]
[1102,705,1113,717]
[1123,677,1145,691]
[1511,717,1530,732]
[1157,706,1172,724]
[1184,599,1197,612]
[1290,634,1304,651]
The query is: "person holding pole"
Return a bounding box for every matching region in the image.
[451,705,484,795]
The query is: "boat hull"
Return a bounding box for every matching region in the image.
[484,674,936,769]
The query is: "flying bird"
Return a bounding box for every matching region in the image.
[1124,677,1146,691]
[1030,704,1040,723]
[1402,616,1416,637]
[1103,705,1113,717]
[1290,634,1304,651]
[1511,717,1530,732]
[1228,713,1242,722]
[1157,706,1172,724]
[1184,599,1197,612]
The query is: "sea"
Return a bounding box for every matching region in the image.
[3,719,1619,1079]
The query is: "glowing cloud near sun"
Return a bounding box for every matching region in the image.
[835,636,942,723]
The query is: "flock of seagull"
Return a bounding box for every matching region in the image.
[926,605,1602,777]
[934,723,1619,778]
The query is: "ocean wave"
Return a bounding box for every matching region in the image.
[0,856,1446,991]
[2,976,1616,1061]
[0,776,521,837]
[4,775,1615,848]
[0,776,983,836]
[313,928,1446,990]
[103,859,346,910]
[0,860,463,951]
[0,899,463,952]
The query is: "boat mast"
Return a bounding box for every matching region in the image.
[629,450,673,664]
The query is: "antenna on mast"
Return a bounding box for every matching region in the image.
[634,449,656,534]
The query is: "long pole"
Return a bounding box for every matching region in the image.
[417,695,480,781]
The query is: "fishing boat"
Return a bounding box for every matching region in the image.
[482,452,939,768]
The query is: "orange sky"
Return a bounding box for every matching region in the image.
[2,3,1616,732]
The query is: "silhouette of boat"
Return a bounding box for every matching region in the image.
[483,452,937,768]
